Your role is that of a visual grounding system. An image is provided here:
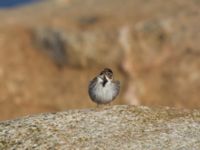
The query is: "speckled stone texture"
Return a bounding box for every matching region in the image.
[0,105,200,149]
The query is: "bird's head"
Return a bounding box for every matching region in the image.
[98,68,113,83]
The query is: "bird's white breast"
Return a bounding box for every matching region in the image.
[93,79,116,103]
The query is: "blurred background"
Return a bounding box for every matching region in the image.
[0,0,199,120]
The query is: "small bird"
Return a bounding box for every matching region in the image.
[88,68,120,105]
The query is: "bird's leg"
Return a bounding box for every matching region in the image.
[95,103,103,111]
[96,103,100,108]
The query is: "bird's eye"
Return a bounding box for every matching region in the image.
[106,72,112,79]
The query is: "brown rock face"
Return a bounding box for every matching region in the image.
[0,0,199,120]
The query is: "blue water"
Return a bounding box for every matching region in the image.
[0,0,39,8]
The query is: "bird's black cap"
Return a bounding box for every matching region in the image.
[103,68,113,74]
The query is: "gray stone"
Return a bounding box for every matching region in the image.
[0,0,200,121]
[0,105,200,149]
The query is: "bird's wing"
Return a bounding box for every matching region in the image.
[88,77,97,89]
[113,80,120,99]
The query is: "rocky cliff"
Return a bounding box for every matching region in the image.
[0,105,200,149]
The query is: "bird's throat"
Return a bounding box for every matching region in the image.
[102,78,108,87]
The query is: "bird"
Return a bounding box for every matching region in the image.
[88,68,120,106]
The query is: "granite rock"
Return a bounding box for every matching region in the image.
[0,105,200,149]
[0,0,200,120]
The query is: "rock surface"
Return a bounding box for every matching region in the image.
[0,105,200,149]
[0,0,200,120]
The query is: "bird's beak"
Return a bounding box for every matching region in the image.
[103,75,106,80]
[104,75,110,82]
